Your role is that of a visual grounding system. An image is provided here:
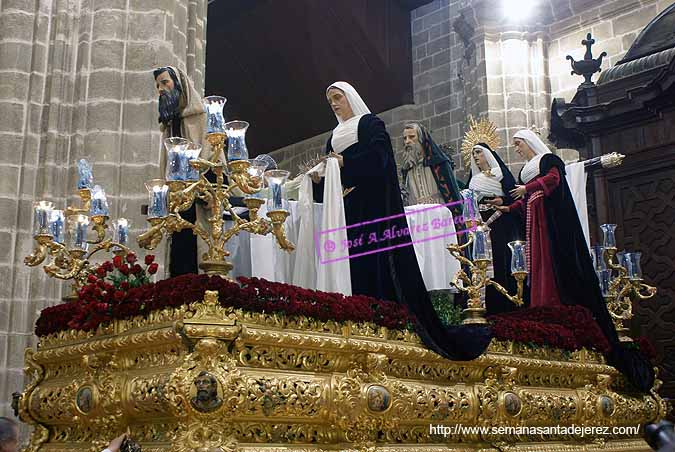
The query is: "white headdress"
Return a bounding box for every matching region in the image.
[327,81,371,153]
[514,129,552,183]
[469,145,504,196]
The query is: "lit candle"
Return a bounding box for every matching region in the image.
[263,169,289,211]
[164,137,189,181]
[145,180,169,218]
[32,201,54,236]
[48,209,65,244]
[472,225,490,260]
[204,96,227,134]
[225,120,250,161]
[89,185,109,216]
[184,142,202,181]
[600,224,617,248]
[67,214,90,250]
[77,159,94,190]
[113,218,130,246]
[507,240,527,273]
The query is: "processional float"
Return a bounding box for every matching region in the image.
[15,98,666,451]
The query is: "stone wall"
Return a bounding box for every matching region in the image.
[0,0,207,420]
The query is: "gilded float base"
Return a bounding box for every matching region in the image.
[15,291,665,452]
[198,259,234,277]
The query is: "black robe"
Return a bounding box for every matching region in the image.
[469,149,527,314]
[524,154,654,391]
[314,114,492,360]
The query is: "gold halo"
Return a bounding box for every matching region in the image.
[460,116,500,169]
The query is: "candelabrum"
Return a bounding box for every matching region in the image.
[593,224,657,342]
[447,223,527,325]
[138,97,295,277]
[24,159,131,300]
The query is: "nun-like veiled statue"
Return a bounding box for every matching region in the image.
[497,129,654,391]
[312,81,491,361]
[468,143,525,314]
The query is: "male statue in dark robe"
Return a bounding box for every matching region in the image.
[153,66,206,277]
[401,123,463,211]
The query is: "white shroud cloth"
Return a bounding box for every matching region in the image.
[293,158,351,294]
[564,161,590,248]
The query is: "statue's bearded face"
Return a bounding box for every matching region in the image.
[155,70,181,125]
[403,127,423,165]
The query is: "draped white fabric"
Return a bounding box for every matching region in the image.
[292,158,351,294]
[565,161,590,249]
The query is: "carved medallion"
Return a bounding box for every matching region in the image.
[503,392,522,416]
[190,371,223,413]
[366,385,391,413]
[599,395,615,417]
[75,386,94,414]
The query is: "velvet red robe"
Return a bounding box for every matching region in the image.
[508,166,562,307]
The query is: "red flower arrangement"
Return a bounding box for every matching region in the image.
[65,253,157,331]
[36,274,415,336]
[488,306,611,354]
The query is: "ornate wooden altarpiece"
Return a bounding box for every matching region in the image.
[550,3,675,407]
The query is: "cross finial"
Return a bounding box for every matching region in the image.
[582,33,595,60]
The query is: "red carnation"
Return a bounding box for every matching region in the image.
[104,261,114,272]
[119,264,130,275]
[114,290,125,302]
[120,281,130,291]
[145,255,155,265]
[131,264,143,275]
[96,266,107,277]
[87,274,98,284]
[148,263,159,274]
[113,255,123,268]
[126,252,137,264]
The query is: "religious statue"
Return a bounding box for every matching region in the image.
[153,66,207,277]
[190,371,223,413]
[400,123,463,210]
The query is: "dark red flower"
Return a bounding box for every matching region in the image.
[148,263,159,274]
[96,266,107,277]
[87,274,98,284]
[145,255,155,265]
[113,255,123,268]
[120,281,130,291]
[126,252,137,264]
[131,264,143,275]
[114,290,125,302]
[119,264,130,276]
[104,261,114,272]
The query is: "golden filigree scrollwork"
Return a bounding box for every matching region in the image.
[460,115,501,169]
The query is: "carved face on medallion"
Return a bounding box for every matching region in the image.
[190,371,223,413]
[599,395,615,417]
[503,392,522,416]
[76,386,94,414]
[366,385,391,413]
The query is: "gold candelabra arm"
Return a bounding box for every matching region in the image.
[88,215,109,244]
[487,271,526,306]
[86,239,130,261]
[603,247,627,277]
[633,280,657,300]
[266,210,295,252]
[137,218,166,250]
[24,234,56,266]
[44,254,88,283]
[449,268,471,292]
[228,160,262,195]
[239,218,273,236]
[206,132,226,163]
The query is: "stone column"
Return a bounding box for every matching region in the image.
[0,0,206,418]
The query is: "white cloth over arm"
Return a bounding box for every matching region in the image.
[565,161,590,248]
[293,158,351,295]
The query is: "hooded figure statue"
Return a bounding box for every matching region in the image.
[153,66,208,277]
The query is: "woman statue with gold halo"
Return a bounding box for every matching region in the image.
[461,117,527,314]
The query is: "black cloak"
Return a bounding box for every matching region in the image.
[314,114,492,360]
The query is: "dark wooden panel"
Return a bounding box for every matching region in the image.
[605,150,675,399]
[206,0,415,156]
